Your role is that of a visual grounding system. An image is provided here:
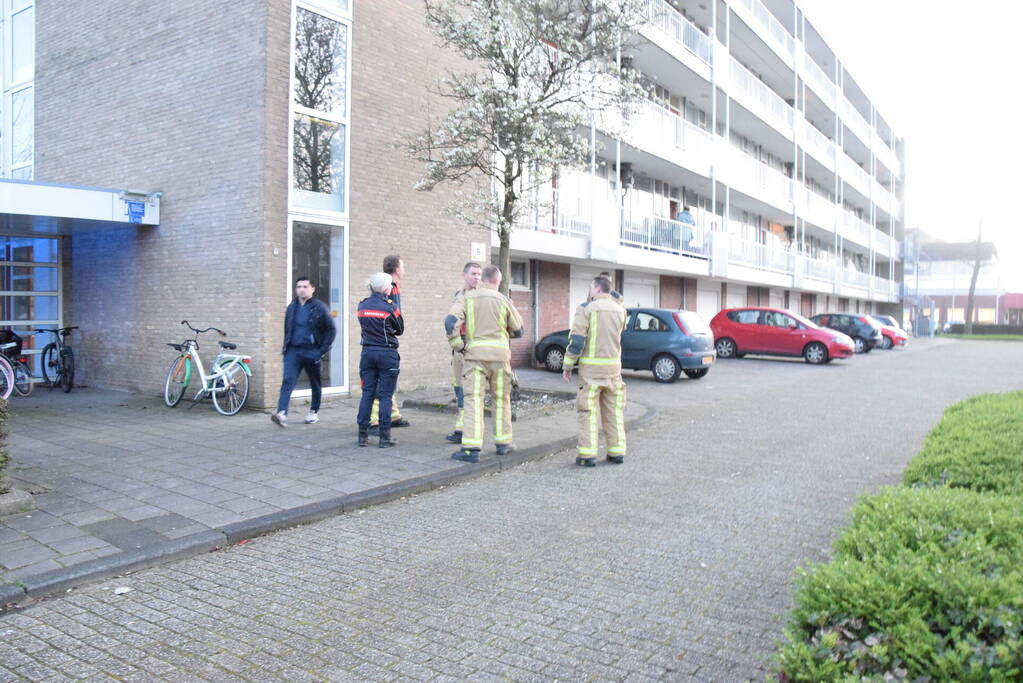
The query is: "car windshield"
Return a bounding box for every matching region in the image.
[789,312,819,329]
[678,311,711,335]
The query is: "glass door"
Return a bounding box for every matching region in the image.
[0,235,60,379]
[290,221,345,389]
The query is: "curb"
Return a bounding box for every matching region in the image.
[0,399,658,611]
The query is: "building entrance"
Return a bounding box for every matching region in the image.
[290,221,345,390]
[1,235,60,379]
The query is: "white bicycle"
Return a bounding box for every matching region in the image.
[163,320,252,415]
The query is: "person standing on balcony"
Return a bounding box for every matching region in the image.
[368,254,411,433]
[562,275,628,467]
[675,205,696,252]
[446,261,483,445]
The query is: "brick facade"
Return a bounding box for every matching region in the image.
[682,277,697,310]
[658,275,683,310]
[537,261,570,337]
[509,290,534,368]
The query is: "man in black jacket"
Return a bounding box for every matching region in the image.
[357,272,404,447]
[272,276,337,428]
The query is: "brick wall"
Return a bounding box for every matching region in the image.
[537,261,570,336]
[682,278,697,310]
[509,290,534,368]
[658,275,682,309]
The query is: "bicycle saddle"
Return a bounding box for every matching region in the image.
[218,341,237,350]
[167,343,184,351]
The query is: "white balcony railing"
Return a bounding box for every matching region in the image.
[872,178,891,206]
[641,0,713,65]
[802,119,835,165]
[841,210,871,246]
[729,238,794,273]
[803,53,836,103]
[734,0,795,56]
[842,153,871,196]
[731,147,793,206]
[627,99,712,161]
[842,268,870,289]
[620,214,711,258]
[729,56,795,133]
[841,97,872,143]
[531,210,591,239]
[872,228,891,256]
[803,256,835,282]
[801,186,836,228]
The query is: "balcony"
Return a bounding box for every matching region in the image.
[872,275,898,301]
[641,0,713,65]
[728,237,794,274]
[730,147,793,210]
[802,119,835,168]
[625,99,713,176]
[872,228,892,258]
[732,0,795,60]
[802,255,835,282]
[802,53,836,105]
[841,97,872,144]
[841,153,871,198]
[621,213,711,258]
[872,178,891,207]
[800,186,836,229]
[840,210,871,247]
[842,268,870,289]
[729,56,795,136]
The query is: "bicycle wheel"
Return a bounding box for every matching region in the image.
[211,363,249,416]
[13,360,33,396]
[41,343,60,387]
[164,356,189,407]
[61,348,75,393]
[0,357,14,400]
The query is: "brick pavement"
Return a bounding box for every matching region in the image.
[1,339,1021,681]
[2,380,637,603]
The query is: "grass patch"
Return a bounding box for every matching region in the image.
[943,334,1023,341]
[774,392,1023,681]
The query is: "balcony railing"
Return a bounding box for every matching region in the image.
[801,186,836,228]
[729,238,794,273]
[803,256,835,282]
[734,0,795,56]
[627,99,712,160]
[842,153,871,196]
[841,210,871,245]
[842,268,870,289]
[841,97,872,143]
[530,210,591,239]
[621,214,711,258]
[802,119,835,165]
[730,56,795,133]
[803,53,835,103]
[641,0,713,65]
[731,147,793,206]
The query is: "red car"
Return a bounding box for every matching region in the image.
[869,315,909,350]
[709,307,855,364]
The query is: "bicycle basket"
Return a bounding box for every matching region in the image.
[0,330,23,357]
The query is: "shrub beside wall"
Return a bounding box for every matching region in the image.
[0,399,8,495]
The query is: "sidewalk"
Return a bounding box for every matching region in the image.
[0,369,651,608]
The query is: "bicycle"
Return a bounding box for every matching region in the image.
[0,331,33,397]
[164,320,252,416]
[40,326,78,393]
[0,347,15,400]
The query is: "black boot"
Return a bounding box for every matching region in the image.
[378,428,396,448]
[606,454,624,464]
[367,424,380,436]
[495,444,514,456]
[575,456,596,467]
[451,448,480,463]
[445,430,462,444]
[358,428,368,447]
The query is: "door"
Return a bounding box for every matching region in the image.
[291,221,345,389]
[696,283,720,319]
[0,236,60,381]
[625,310,670,369]
[760,310,801,354]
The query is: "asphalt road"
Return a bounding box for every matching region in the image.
[2,337,1021,682]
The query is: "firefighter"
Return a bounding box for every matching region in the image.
[446,261,483,444]
[562,275,627,467]
[369,254,411,433]
[356,272,404,448]
[444,265,524,463]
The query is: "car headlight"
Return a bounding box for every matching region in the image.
[831,336,845,344]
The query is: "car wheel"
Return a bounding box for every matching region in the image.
[683,368,709,380]
[543,346,565,373]
[715,337,737,359]
[852,336,867,353]
[652,354,681,383]
[880,336,893,350]
[804,342,828,365]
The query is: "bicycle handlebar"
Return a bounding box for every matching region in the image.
[181,320,227,336]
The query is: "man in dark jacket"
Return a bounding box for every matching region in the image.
[272,276,337,428]
[357,272,404,447]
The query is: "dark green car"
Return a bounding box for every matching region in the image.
[533,308,716,383]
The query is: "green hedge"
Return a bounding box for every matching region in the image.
[902,391,1023,497]
[774,392,1023,681]
[0,397,7,494]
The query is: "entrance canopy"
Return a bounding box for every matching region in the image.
[0,178,160,234]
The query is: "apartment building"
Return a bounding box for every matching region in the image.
[505,0,906,366]
[0,0,904,406]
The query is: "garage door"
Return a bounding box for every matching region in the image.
[621,272,659,309]
[696,280,720,318]
[725,284,747,309]
[769,288,784,309]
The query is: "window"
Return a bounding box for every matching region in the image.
[510,261,530,288]
[763,311,794,327]
[634,312,669,332]
[291,4,350,213]
[3,1,35,179]
[728,309,760,324]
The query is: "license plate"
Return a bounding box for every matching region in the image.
[702,356,714,364]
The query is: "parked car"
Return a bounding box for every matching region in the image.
[709,307,854,364]
[534,308,715,383]
[868,314,909,349]
[810,313,884,353]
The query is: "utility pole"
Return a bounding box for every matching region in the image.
[964,219,983,335]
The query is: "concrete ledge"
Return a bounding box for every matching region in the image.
[21,531,226,599]
[2,399,658,611]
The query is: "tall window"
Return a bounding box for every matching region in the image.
[291,2,350,213]
[2,0,35,179]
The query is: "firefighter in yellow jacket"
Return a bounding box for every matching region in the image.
[444,265,524,463]
[446,261,483,444]
[562,275,628,467]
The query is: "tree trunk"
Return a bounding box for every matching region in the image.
[498,157,517,296]
[964,226,982,335]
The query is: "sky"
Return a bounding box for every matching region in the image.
[798,0,1023,289]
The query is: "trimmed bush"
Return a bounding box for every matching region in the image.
[903,391,1023,497]
[0,398,7,494]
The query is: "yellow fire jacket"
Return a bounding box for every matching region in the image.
[444,283,524,362]
[563,293,626,377]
